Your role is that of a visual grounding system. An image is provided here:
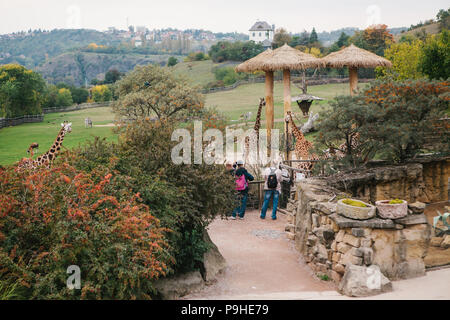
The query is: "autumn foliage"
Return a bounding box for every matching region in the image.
[0,164,172,299]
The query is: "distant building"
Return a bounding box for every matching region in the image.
[249,21,274,45]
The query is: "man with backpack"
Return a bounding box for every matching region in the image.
[260,161,283,220]
[232,160,254,220]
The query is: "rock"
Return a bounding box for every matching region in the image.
[424,246,450,267]
[408,202,426,214]
[340,250,363,266]
[351,228,366,237]
[333,263,346,274]
[331,240,337,251]
[336,230,345,242]
[286,232,296,240]
[430,237,443,247]
[339,264,393,297]
[307,235,317,246]
[442,235,450,249]
[343,234,361,248]
[352,247,364,257]
[330,214,395,229]
[312,227,335,245]
[311,201,337,215]
[355,247,374,266]
[395,214,428,226]
[314,243,329,262]
[285,224,295,232]
[337,199,376,220]
[337,242,352,254]
[202,231,227,282]
[312,213,320,228]
[394,260,425,279]
[154,271,204,300]
[395,224,404,230]
[332,252,342,263]
[331,270,342,283]
[361,239,373,248]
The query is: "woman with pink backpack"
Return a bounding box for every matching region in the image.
[231,160,254,220]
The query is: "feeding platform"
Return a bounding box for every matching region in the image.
[292,94,324,117]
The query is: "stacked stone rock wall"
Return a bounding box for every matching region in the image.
[286,176,449,286]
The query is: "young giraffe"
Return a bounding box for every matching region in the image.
[17,122,72,170]
[244,98,265,164]
[286,111,319,175]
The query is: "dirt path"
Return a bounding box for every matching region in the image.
[183,209,335,299]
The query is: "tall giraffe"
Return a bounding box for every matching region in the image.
[244,98,265,164]
[18,122,72,170]
[286,111,318,175]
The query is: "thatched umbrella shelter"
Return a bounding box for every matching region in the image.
[236,44,324,146]
[322,44,392,96]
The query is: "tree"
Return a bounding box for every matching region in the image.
[91,85,112,102]
[419,30,450,80]
[362,24,394,56]
[272,28,292,49]
[167,56,178,67]
[309,28,318,44]
[113,64,204,120]
[336,32,350,48]
[437,8,450,30]
[208,41,263,62]
[55,88,73,107]
[104,69,123,84]
[70,86,89,104]
[0,64,46,117]
[376,40,424,80]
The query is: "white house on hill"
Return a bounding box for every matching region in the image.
[249,21,274,47]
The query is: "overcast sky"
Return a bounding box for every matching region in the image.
[0,0,448,34]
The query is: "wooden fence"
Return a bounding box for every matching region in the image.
[43,101,112,114]
[0,114,44,129]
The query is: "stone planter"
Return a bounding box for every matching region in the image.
[337,199,376,220]
[376,200,408,219]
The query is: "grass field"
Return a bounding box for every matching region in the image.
[172,60,240,87]
[0,107,117,165]
[0,82,357,165]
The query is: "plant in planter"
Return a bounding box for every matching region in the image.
[337,198,376,220]
[375,199,408,219]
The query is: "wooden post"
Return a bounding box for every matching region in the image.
[283,69,292,130]
[349,67,358,96]
[265,71,274,156]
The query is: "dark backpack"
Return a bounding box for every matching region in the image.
[267,168,278,189]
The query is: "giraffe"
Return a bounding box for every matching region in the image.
[286,111,319,175]
[26,143,39,157]
[244,98,265,164]
[17,122,72,171]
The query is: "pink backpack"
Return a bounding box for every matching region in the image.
[235,174,247,191]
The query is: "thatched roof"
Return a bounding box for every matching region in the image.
[292,94,323,102]
[322,44,392,68]
[235,44,324,73]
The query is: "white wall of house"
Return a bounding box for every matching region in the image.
[249,29,274,43]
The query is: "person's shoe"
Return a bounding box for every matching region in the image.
[260,216,266,220]
[231,216,236,220]
[272,217,277,220]
[239,217,244,220]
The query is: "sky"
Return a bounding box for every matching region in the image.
[0,0,448,34]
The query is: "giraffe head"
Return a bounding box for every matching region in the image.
[259,98,266,106]
[285,111,293,122]
[61,121,72,134]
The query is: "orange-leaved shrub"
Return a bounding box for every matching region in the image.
[0,163,173,299]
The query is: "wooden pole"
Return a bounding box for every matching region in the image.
[349,67,358,96]
[283,69,292,160]
[265,71,274,157]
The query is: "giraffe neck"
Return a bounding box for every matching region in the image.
[33,128,66,167]
[254,102,263,132]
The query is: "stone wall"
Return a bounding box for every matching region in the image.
[285,176,450,286]
[327,157,449,204]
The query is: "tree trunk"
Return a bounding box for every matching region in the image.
[283,69,291,134]
[349,67,358,96]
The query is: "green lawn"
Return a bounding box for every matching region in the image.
[172,60,240,87]
[0,82,358,165]
[0,107,117,165]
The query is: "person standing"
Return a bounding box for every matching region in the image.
[260,162,282,220]
[232,160,254,220]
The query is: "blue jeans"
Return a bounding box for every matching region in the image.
[232,192,248,218]
[260,190,280,219]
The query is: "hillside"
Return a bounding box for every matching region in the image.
[0,29,121,68]
[394,22,441,41]
[171,60,240,87]
[37,52,184,86]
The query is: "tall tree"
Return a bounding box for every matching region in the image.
[272,28,292,49]
[0,64,46,117]
[309,28,318,44]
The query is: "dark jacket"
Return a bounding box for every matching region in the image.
[235,167,254,194]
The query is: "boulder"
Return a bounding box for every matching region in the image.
[442,235,450,249]
[338,264,393,297]
[395,214,428,226]
[154,271,204,300]
[337,199,376,220]
[408,202,426,214]
[202,231,227,283]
